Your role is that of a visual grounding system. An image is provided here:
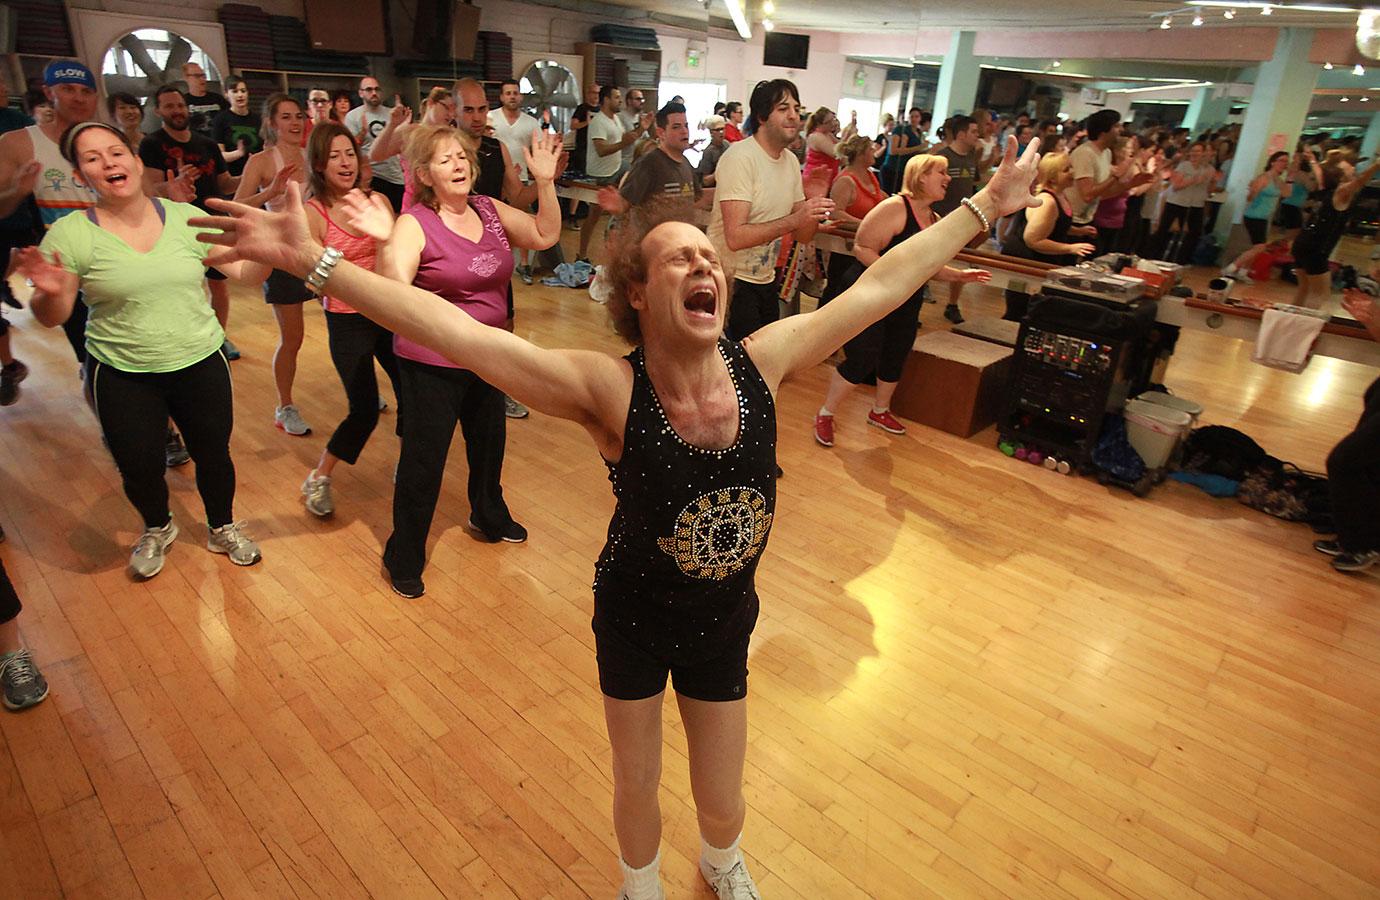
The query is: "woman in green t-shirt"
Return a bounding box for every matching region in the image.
[15,122,266,579]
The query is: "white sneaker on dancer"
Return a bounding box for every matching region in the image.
[130,519,178,579]
[699,855,761,899]
[302,470,334,517]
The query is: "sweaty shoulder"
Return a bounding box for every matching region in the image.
[0,126,33,163]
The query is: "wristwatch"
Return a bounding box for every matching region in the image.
[305,246,343,294]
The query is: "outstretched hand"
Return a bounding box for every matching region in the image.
[983,136,1042,218]
[265,163,300,202]
[1342,289,1377,326]
[338,188,393,241]
[954,268,992,284]
[191,181,320,277]
[523,129,564,183]
[11,246,69,296]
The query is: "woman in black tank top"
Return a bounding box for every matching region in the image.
[1291,157,1380,309]
[192,135,1046,900]
[813,155,991,447]
[1001,151,1097,321]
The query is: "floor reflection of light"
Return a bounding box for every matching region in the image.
[1305,359,1339,410]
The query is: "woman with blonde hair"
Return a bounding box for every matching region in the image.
[233,93,314,435]
[812,153,991,447]
[339,124,563,598]
[1001,150,1096,321]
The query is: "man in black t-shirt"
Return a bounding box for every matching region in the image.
[140,85,241,354]
[180,62,227,139]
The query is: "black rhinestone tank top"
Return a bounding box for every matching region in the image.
[593,338,777,652]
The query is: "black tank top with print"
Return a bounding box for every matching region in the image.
[593,338,777,655]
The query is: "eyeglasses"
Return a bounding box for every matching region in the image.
[361,87,380,93]
[310,98,329,104]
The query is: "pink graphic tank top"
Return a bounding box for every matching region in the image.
[307,198,377,314]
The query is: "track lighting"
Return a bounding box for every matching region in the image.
[1192,14,1205,25]
[1161,16,1173,27]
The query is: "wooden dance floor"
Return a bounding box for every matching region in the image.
[1,236,1377,898]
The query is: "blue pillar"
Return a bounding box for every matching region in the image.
[932,30,979,131]
[1182,85,1234,134]
[1214,28,1318,243]
[1361,111,1380,162]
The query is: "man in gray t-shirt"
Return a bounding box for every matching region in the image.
[344,75,406,213]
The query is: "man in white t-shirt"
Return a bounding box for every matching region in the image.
[344,76,406,213]
[707,78,833,341]
[617,87,650,170]
[488,78,539,180]
[1069,109,1148,225]
[579,85,652,262]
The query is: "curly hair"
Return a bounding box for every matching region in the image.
[402,124,477,212]
[603,204,705,345]
[837,134,874,166]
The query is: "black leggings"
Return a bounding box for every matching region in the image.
[384,358,512,581]
[0,556,18,625]
[726,278,780,342]
[325,311,400,465]
[1327,376,1380,554]
[1152,203,1205,264]
[88,348,236,529]
[837,289,923,385]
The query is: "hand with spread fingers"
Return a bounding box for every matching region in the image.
[523,129,563,184]
[982,136,1043,218]
[338,187,394,241]
[191,182,321,278]
[12,246,73,297]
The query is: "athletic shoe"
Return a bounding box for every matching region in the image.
[468,516,528,543]
[207,522,262,566]
[0,649,49,711]
[943,303,965,325]
[1313,539,1343,557]
[165,429,191,468]
[130,519,178,579]
[617,887,666,900]
[813,413,834,447]
[1332,549,1380,573]
[699,856,761,900]
[576,256,592,266]
[504,395,530,419]
[1228,270,1254,284]
[0,359,28,406]
[517,265,534,285]
[302,471,334,517]
[390,574,425,599]
[221,338,241,361]
[867,409,907,435]
[274,404,311,436]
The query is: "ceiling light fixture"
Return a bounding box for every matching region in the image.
[1192,13,1205,24]
[723,0,752,39]
[1189,0,1359,11]
[1364,95,1372,101]
[762,17,774,30]
[1223,8,1236,17]
[762,0,775,12]
[1356,63,1367,74]
[1261,3,1272,12]
[1341,95,1350,100]
[1052,59,1062,67]
[1325,61,1335,69]
[1161,15,1173,27]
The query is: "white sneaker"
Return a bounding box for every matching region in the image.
[207,522,262,566]
[274,404,311,436]
[130,519,178,578]
[302,471,334,517]
[699,856,761,900]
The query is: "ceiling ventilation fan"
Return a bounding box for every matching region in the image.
[102,29,213,100]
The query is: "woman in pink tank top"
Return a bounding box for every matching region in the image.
[341,124,565,598]
[297,122,402,519]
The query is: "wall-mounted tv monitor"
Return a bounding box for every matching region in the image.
[764,32,810,69]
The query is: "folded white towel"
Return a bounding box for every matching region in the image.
[1253,308,1326,373]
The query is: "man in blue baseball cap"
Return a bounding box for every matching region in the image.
[0,58,98,367]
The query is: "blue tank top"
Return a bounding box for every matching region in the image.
[1283,179,1309,208]
[1244,178,1282,220]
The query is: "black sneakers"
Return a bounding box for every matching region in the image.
[468,517,528,543]
[0,359,28,406]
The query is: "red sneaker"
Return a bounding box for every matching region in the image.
[813,414,834,447]
[867,409,906,435]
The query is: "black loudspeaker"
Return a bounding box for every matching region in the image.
[413,0,480,61]
[304,0,388,54]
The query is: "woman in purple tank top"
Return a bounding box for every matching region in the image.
[348,124,564,598]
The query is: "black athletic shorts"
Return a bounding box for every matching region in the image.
[205,266,227,282]
[1278,204,1304,231]
[1290,237,1332,276]
[262,268,311,304]
[595,624,751,703]
[1243,216,1269,246]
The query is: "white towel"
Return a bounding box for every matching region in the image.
[1252,308,1326,373]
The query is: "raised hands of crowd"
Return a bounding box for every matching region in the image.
[338,188,395,241]
[264,163,300,204]
[194,182,318,276]
[982,136,1043,218]
[388,98,413,128]
[12,247,76,298]
[166,164,198,203]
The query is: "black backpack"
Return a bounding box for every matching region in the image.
[1237,459,1333,530]
[1182,426,1268,482]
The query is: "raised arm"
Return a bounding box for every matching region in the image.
[490,130,562,249]
[0,132,41,219]
[13,246,80,327]
[370,105,412,163]
[744,136,1040,390]
[1335,158,1380,209]
[232,152,296,209]
[192,183,629,435]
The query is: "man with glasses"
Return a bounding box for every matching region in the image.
[180,62,226,139]
[344,76,406,213]
[305,88,332,144]
[697,114,729,187]
[617,87,651,171]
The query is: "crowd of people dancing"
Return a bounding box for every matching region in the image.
[0,51,1377,900]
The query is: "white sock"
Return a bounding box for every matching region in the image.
[872,405,889,415]
[701,833,742,872]
[818,405,834,417]
[619,850,663,900]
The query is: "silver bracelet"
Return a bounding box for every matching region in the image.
[305,246,343,295]
[960,196,990,232]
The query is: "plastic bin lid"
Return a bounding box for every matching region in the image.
[1124,398,1192,426]
[1134,392,1203,416]
[1124,410,1182,435]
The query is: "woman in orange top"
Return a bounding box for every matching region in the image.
[818,135,886,308]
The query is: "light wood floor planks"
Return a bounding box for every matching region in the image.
[1,232,1378,899]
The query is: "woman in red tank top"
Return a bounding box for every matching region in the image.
[299,122,402,519]
[801,107,841,188]
[817,135,886,309]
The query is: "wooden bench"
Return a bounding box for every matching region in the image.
[890,331,1014,437]
[952,316,1020,348]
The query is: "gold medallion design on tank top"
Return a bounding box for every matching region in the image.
[657,486,773,580]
